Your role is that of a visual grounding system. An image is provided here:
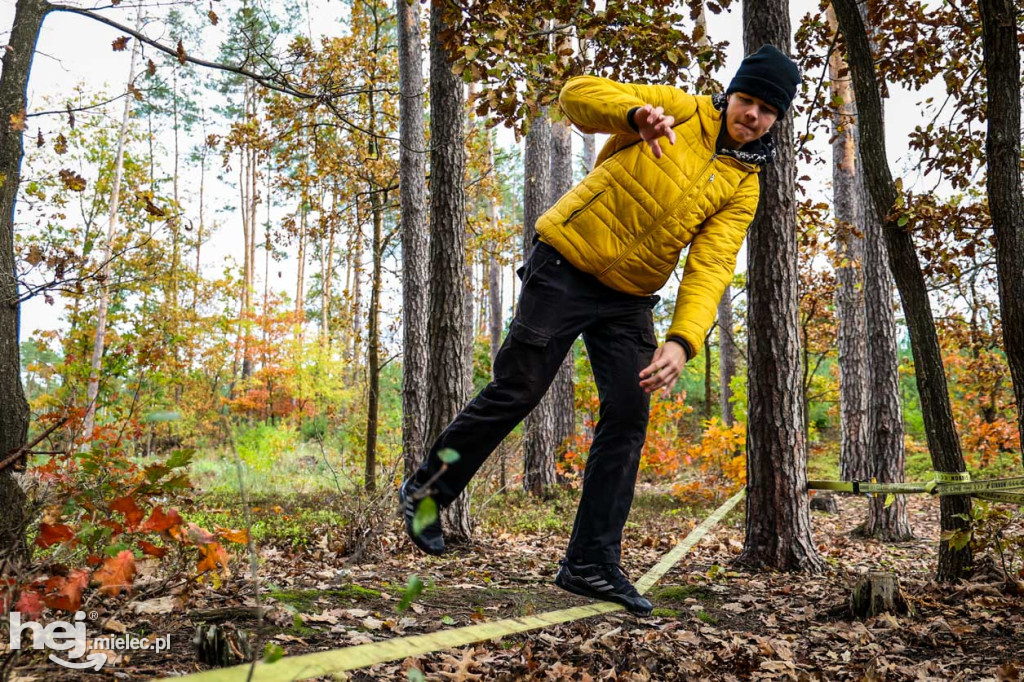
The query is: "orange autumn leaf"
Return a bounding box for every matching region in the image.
[112,36,130,51]
[92,551,137,597]
[216,527,249,545]
[138,541,168,558]
[140,506,183,533]
[110,495,145,529]
[196,542,230,576]
[43,569,90,612]
[36,523,75,549]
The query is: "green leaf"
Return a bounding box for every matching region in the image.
[437,449,460,465]
[263,643,284,663]
[412,497,438,537]
[884,493,895,509]
[407,669,426,682]
[397,574,425,613]
[897,215,909,227]
[441,615,456,626]
[166,449,194,469]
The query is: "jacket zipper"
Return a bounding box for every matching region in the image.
[563,189,606,226]
[598,153,718,277]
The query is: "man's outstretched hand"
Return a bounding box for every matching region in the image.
[639,341,687,396]
[633,104,676,159]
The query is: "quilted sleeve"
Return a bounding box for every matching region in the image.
[558,76,698,136]
[667,173,759,356]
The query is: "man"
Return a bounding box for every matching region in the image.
[401,45,801,615]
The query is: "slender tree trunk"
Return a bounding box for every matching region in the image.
[429,0,473,540]
[487,201,505,489]
[83,28,140,441]
[828,5,870,482]
[522,110,558,496]
[833,0,971,579]
[738,0,824,572]
[704,337,713,420]
[582,134,596,175]
[0,0,49,568]
[365,193,384,492]
[718,287,736,426]
[978,0,1024,459]
[549,100,575,477]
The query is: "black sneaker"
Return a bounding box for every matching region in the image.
[398,478,444,556]
[554,560,653,616]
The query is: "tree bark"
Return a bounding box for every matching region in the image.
[365,191,384,492]
[833,0,970,579]
[848,5,912,541]
[738,0,824,573]
[827,5,870,483]
[977,0,1024,459]
[521,111,558,496]
[428,0,472,540]
[718,287,736,427]
[0,0,49,569]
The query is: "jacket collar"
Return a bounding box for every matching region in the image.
[711,93,776,167]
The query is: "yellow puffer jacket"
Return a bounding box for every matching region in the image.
[536,76,768,358]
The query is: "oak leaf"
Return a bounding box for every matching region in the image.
[138,540,168,558]
[140,505,182,533]
[15,588,46,620]
[44,569,90,611]
[112,36,130,51]
[110,495,145,529]
[197,542,230,577]
[36,522,75,549]
[93,550,137,596]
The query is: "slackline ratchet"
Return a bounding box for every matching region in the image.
[808,471,1024,505]
[152,488,746,682]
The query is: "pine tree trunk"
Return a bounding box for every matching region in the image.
[842,7,912,541]
[521,110,558,496]
[978,0,1024,459]
[828,5,870,482]
[0,0,49,569]
[833,0,970,579]
[83,28,140,441]
[718,287,736,427]
[738,1,824,572]
[429,0,473,540]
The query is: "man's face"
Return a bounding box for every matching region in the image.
[724,92,779,146]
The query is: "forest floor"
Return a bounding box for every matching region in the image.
[7,476,1024,681]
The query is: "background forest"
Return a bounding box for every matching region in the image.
[1,0,1022,678]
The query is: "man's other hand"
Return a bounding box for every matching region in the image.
[639,341,687,396]
[634,104,676,159]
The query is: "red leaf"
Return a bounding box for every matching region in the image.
[43,569,90,612]
[140,506,182,533]
[110,495,145,529]
[15,588,46,620]
[112,36,130,51]
[139,541,168,558]
[36,523,75,549]
[92,551,136,597]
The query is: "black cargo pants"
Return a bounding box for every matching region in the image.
[410,240,659,564]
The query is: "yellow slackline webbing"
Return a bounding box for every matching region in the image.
[152,489,747,682]
[809,471,1024,501]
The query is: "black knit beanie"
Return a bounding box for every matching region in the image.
[726,45,801,116]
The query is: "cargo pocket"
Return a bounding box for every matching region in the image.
[509,319,551,348]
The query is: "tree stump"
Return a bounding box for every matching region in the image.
[849,572,912,618]
[193,624,254,667]
[810,494,839,514]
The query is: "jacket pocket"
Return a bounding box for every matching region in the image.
[563,189,606,226]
